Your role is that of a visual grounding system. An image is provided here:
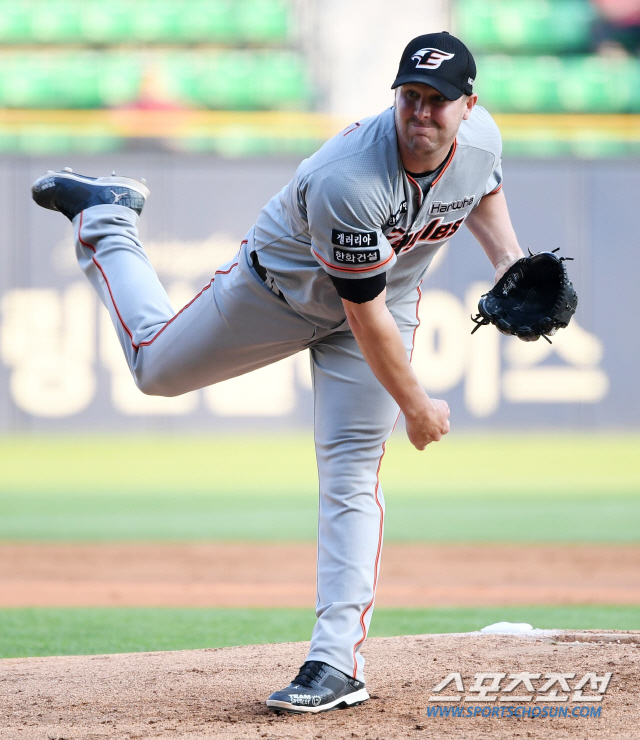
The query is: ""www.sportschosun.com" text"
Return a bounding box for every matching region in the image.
[426,704,602,719]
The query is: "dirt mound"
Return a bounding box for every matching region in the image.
[2,631,638,739]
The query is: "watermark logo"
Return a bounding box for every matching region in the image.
[430,671,612,702]
[425,671,612,720]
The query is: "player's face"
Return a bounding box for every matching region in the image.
[394,83,477,171]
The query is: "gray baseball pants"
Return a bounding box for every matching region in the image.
[75,204,420,682]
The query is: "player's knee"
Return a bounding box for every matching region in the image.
[134,369,181,397]
[135,377,174,397]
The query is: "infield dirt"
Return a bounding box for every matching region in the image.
[0,543,639,607]
[1,631,638,739]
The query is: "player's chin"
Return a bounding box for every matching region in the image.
[408,133,439,153]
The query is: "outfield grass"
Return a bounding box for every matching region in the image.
[2,433,638,497]
[1,492,639,542]
[1,606,639,659]
[0,433,638,542]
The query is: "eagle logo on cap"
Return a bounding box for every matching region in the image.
[411,48,455,70]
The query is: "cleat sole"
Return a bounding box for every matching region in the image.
[266,687,369,714]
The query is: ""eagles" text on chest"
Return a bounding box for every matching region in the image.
[388,216,464,254]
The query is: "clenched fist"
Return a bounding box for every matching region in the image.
[405,397,450,450]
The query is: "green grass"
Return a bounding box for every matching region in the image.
[0,433,638,542]
[2,433,638,497]
[1,492,639,542]
[1,606,639,659]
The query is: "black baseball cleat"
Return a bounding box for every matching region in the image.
[31,168,149,221]
[266,661,369,714]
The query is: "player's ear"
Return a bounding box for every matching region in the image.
[462,94,478,120]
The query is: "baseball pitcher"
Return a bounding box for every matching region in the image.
[32,32,524,713]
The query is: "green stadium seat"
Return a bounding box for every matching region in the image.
[457,0,595,54]
[185,51,308,109]
[99,54,143,107]
[179,0,238,44]
[457,3,494,52]
[28,2,82,44]
[133,2,181,44]
[78,3,132,44]
[0,55,51,108]
[218,53,262,109]
[475,55,640,113]
[254,52,309,109]
[0,0,293,45]
[236,0,290,42]
[0,6,30,43]
[183,53,245,109]
[557,56,640,113]
[474,56,512,111]
[0,49,309,110]
[551,1,597,50]
[513,57,564,113]
[156,53,198,105]
[55,54,100,108]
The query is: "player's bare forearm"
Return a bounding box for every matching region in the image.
[465,189,525,282]
[342,291,421,411]
[342,291,450,449]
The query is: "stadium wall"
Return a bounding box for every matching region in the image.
[0,153,636,432]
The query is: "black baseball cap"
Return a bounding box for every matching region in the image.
[391,32,476,100]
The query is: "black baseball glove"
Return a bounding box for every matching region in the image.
[470,250,578,343]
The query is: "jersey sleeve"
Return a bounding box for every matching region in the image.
[484,158,503,196]
[483,114,503,196]
[304,168,397,280]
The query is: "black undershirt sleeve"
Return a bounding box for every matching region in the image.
[329,272,387,304]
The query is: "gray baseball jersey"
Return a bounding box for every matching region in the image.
[252,104,502,328]
[56,102,502,685]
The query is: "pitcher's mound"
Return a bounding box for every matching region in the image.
[2,631,638,739]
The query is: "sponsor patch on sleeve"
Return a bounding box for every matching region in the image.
[331,229,378,248]
[333,246,381,265]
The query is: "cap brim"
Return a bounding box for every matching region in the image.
[391,74,464,100]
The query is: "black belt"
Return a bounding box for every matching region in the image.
[251,250,269,282]
[251,250,287,302]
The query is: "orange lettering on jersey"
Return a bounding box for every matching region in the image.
[429,223,451,241]
[389,217,465,255]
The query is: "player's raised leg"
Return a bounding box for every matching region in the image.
[32,170,320,396]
